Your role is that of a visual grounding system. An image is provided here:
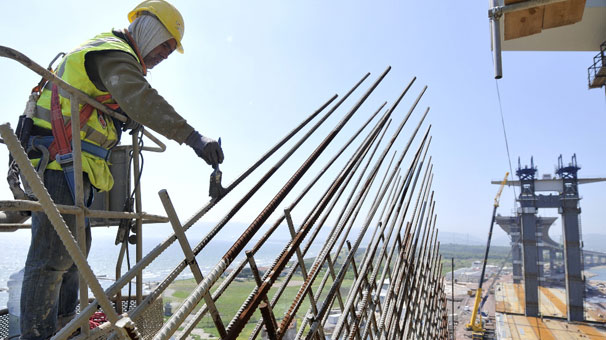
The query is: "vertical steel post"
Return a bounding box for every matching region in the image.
[132,132,143,304]
[451,257,455,340]
[115,240,128,315]
[70,96,90,336]
[259,302,278,340]
[558,156,584,322]
[490,0,503,79]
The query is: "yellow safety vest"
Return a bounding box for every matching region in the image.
[33,32,142,191]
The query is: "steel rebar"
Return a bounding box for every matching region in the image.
[156,67,392,340]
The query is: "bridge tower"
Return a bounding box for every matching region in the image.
[557,155,584,321]
[516,157,540,317]
[492,155,606,322]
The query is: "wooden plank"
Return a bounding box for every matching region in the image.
[495,283,509,313]
[528,316,557,340]
[539,286,567,317]
[545,319,578,340]
[538,288,560,317]
[504,0,545,40]
[501,313,606,340]
[543,0,586,29]
[503,0,587,41]
[513,315,539,340]
[576,324,606,340]
[505,283,515,313]
[585,301,606,322]
[496,313,513,339]
[507,314,524,340]
[514,283,526,314]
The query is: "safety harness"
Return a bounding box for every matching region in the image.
[10,32,146,203]
[43,83,118,201]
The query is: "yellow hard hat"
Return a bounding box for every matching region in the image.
[128,0,185,53]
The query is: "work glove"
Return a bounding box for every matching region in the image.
[122,115,142,134]
[185,130,224,167]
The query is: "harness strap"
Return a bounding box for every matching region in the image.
[50,83,72,156]
[47,83,119,200]
[30,136,111,161]
[48,85,118,160]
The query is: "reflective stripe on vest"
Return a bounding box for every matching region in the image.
[32,32,142,191]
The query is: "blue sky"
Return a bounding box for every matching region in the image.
[0,1,605,245]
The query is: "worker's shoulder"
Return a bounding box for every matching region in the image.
[84,31,139,65]
[84,50,139,75]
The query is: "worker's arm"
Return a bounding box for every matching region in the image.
[86,50,224,166]
[85,50,194,144]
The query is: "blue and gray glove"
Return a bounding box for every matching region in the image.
[185,131,224,167]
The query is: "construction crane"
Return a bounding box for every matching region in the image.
[466,172,508,337]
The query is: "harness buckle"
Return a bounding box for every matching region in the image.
[56,152,74,169]
[55,152,77,202]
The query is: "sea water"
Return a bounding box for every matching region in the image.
[590,266,606,281]
[0,224,317,309]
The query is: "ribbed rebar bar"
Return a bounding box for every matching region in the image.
[287,131,398,340]
[180,104,388,340]
[347,137,432,340]
[55,87,342,340]
[227,84,394,340]
[155,67,391,340]
[359,143,432,340]
[376,159,433,340]
[2,44,451,339]
[127,74,364,326]
[388,174,434,339]
[291,80,424,340]
[328,123,431,340]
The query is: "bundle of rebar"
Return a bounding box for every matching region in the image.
[148,68,448,340]
[0,50,449,339]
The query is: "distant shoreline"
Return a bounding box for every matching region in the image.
[585,265,606,280]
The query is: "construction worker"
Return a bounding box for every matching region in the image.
[18,1,223,339]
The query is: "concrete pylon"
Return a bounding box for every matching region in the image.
[558,155,584,322]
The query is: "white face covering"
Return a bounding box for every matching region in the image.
[128,14,172,58]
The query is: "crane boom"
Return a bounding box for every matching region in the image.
[466,172,509,333]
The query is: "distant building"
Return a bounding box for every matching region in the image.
[445,263,499,283]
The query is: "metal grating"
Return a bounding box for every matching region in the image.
[0,297,162,340]
[0,308,10,339]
